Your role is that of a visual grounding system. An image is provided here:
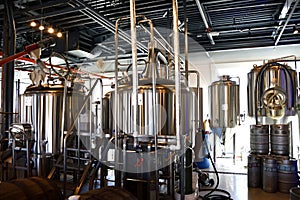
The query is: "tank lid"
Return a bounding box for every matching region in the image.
[219,75,231,81]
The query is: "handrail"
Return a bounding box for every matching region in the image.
[62,78,102,196]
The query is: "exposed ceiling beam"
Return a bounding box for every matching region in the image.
[17,7,85,23]
[271,0,294,38]
[195,0,215,45]
[275,0,299,46]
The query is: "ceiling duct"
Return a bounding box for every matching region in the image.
[54,31,94,58]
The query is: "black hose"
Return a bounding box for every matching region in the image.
[126,59,147,73]
[49,51,70,78]
[198,138,233,200]
[254,62,295,124]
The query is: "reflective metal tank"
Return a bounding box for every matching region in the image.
[19,84,84,155]
[108,79,194,141]
[247,63,297,117]
[209,75,240,128]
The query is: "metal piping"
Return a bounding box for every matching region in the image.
[114,18,121,187]
[130,0,139,144]
[171,0,181,152]
[70,0,148,53]
[62,78,102,196]
[275,0,299,46]
[139,17,159,199]
[195,0,215,45]
[272,0,293,38]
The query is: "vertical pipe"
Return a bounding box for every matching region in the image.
[2,0,16,150]
[130,0,139,145]
[184,1,188,82]
[149,19,159,200]
[62,78,68,196]
[171,0,184,199]
[289,121,293,158]
[171,0,181,151]
[183,2,193,192]
[114,19,121,187]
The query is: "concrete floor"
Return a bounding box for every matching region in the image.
[199,173,290,200]
[198,157,291,200]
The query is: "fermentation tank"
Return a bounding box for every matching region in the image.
[209,75,240,128]
[19,84,84,155]
[247,63,297,118]
[108,79,194,142]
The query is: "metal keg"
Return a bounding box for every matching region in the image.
[263,157,278,193]
[258,154,268,188]
[248,154,261,188]
[278,159,299,193]
[250,124,269,154]
[271,124,290,156]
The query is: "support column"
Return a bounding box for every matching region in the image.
[1,0,16,150]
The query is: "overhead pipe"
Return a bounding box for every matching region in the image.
[275,0,299,46]
[70,0,148,53]
[195,0,215,45]
[272,0,293,38]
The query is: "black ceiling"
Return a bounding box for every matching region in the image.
[1,0,300,61]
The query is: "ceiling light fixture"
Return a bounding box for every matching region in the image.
[56,31,63,38]
[47,27,55,34]
[39,24,45,31]
[30,21,37,27]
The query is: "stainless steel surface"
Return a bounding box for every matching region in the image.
[102,94,110,134]
[9,123,34,144]
[247,63,297,117]
[19,84,84,155]
[250,124,269,154]
[172,0,181,152]
[108,81,193,141]
[130,0,139,143]
[270,124,290,156]
[209,75,240,128]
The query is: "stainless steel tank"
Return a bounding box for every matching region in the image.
[108,79,194,142]
[19,84,84,155]
[247,63,297,117]
[209,75,240,128]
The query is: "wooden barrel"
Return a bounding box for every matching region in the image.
[78,186,138,200]
[0,177,63,200]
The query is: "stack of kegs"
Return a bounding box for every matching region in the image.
[248,124,299,193]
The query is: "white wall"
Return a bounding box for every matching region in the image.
[188,44,300,159]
